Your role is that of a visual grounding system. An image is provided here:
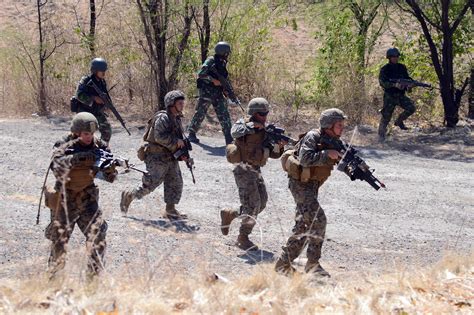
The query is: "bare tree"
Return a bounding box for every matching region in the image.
[194,0,211,63]
[136,0,194,110]
[395,0,471,127]
[89,0,97,56]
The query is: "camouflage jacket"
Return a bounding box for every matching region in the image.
[197,55,228,91]
[297,129,334,167]
[150,111,182,152]
[75,74,109,115]
[379,63,412,94]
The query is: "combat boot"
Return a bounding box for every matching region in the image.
[274,258,296,275]
[188,131,200,144]
[220,209,239,235]
[305,261,330,277]
[394,119,409,130]
[164,204,188,221]
[120,190,135,215]
[237,234,258,251]
[224,132,233,145]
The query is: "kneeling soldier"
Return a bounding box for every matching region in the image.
[45,112,117,278]
[221,98,285,251]
[120,90,188,220]
[274,108,346,277]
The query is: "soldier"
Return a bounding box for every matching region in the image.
[378,48,416,141]
[45,112,117,278]
[73,58,113,144]
[187,42,235,145]
[274,108,346,277]
[120,90,188,220]
[220,98,286,251]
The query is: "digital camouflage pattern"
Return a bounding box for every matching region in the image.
[46,135,115,277]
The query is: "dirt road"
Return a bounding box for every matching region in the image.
[0,118,472,280]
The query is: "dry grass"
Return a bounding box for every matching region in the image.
[0,253,472,314]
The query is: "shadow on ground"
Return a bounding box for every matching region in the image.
[238,250,274,265]
[125,216,200,233]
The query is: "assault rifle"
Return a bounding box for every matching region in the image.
[320,138,386,190]
[208,66,245,113]
[175,116,196,184]
[265,124,298,147]
[389,78,432,90]
[88,80,132,135]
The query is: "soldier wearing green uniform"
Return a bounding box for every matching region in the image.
[220,98,286,251]
[73,58,113,144]
[378,48,416,141]
[274,108,347,277]
[45,112,117,278]
[187,42,235,145]
[120,90,188,221]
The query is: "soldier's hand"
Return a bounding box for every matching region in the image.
[327,150,342,160]
[212,79,222,86]
[93,96,105,105]
[394,82,403,90]
[278,140,288,148]
[177,139,186,148]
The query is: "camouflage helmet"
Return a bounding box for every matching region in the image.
[319,108,347,129]
[71,112,98,133]
[386,48,400,58]
[90,58,108,73]
[214,41,231,57]
[247,97,270,116]
[164,90,186,108]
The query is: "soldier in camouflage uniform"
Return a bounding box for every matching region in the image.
[45,112,117,278]
[187,42,235,145]
[274,108,347,277]
[120,90,188,220]
[378,48,416,141]
[74,58,113,144]
[220,98,286,251]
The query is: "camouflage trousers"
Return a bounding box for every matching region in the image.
[45,185,108,276]
[378,92,416,136]
[233,164,268,236]
[187,88,232,137]
[278,178,327,265]
[96,112,112,143]
[129,152,183,205]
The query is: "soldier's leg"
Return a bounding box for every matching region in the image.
[187,94,212,135]
[212,97,233,144]
[121,154,168,214]
[75,186,107,276]
[378,93,397,139]
[304,202,328,275]
[163,160,186,219]
[96,113,112,143]
[47,194,77,275]
[395,94,416,125]
[256,171,268,214]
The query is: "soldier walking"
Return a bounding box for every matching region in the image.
[220,98,286,251]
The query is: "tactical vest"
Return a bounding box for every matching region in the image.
[234,122,269,167]
[141,111,178,154]
[67,165,94,191]
[283,130,338,185]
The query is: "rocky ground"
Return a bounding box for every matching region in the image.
[0,117,472,282]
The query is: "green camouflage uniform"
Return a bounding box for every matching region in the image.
[378,63,416,137]
[188,56,232,138]
[125,111,183,205]
[46,135,116,276]
[75,75,113,143]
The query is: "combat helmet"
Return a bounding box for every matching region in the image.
[214,42,231,57]
[164,90,186,108]
[386,48,400,58]
[319,108,347,129]
[90,58,108,73]
[71,112,99,133]
[247,97,270,116]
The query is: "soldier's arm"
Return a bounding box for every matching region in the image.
[231,119,255,139]
[269,144,284,159]
[153,113,179,151]
[378,66,393,89]
[298,131,330,167]
[75,76,94,106]
[198,58,216,80]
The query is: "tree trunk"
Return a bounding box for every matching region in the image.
[469,67,474,119]
[36,0,48,116]
[199,0,211,63]
[89,0,96,57]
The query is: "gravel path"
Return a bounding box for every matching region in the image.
[0,118,472,281]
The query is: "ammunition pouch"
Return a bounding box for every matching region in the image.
[44,186,61,211]
[70,97,80,112]
[137,144,146,161]
[226,143,241,163]
[282,149,333,184]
